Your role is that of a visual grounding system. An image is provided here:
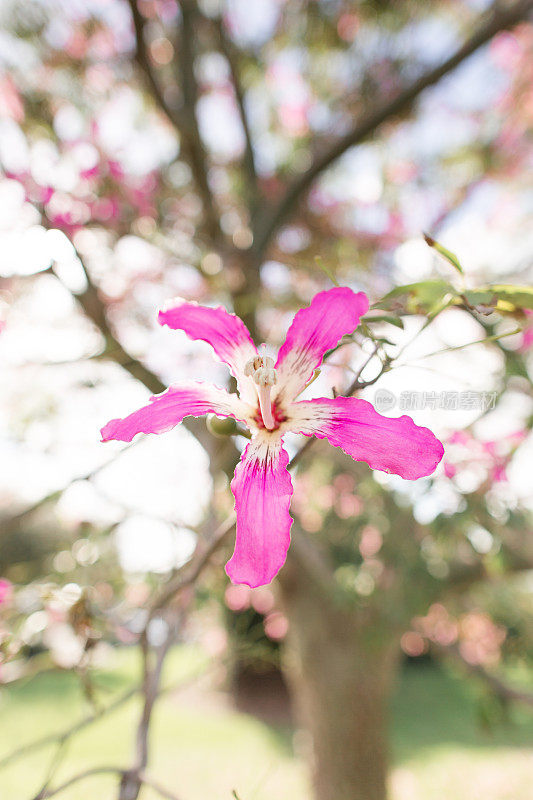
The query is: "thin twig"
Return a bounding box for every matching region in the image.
[30,766,122,800]
[39,220,215,453]
[398,327,521,364]
[1,663,207,773]
[2,442,138,530]
[288,347,386,472]
[32,739,70,800]
[148,511,237,616]
[343,344,385,395]
[287,437,315,471]
[214,16,259,209]
[138,772,184,800]
[253,0,533,257]
[0,686,137,771]
[137,635,174,773]
[437,643,533,708]
[32,765,186,800]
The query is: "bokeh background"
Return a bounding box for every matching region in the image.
[1,1,533,799]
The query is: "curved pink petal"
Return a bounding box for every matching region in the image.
[158,299,258,404]
[101,382,250,443]
[273,287,369,404]
[226,433,293,588]
[288,397,444,480]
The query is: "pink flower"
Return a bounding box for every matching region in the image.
[519,311,533,353]
[443,462,457,479]
[101,288,443,587]
[0,579,12,605]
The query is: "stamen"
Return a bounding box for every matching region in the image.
[244,354,278,430]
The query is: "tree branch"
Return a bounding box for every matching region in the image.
[214,16,259,210]
[437,643,533,708]
[0,686,137,772]
[31,766,122,800]
[40,224,214,453]
[1,441,139,531]
[136,636,173,776]
[253,0,533,258]
[0,662,208,774]
[125,0,222,242]
[138,773,184,800]
[33,765,185,800]
[174,0,223,242]
[147,511,237,616]
[125,0,185,131]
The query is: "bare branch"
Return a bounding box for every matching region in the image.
[1,659,209,775]
[1,442,138,531]
[148,511,237,616]
[125,0,185,130]
[214,17,259,209]
[125,0,222,242]
[175,0,223,242]
[0,686,137,772]
[136,636,173,774]
[31,766,121,800]
[287,437,315,471]
[138,773,184,800]
[39,221,215,453]
[253,0,533,258]
[33,766,185,800]
[32,739,70,800]
[40,210,167,397]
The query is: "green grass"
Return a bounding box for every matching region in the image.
[391,665,533,800]
[1,648,532,800]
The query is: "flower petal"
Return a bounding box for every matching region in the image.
[158,299,258,404]
[226,433,293,588]
[288,397,444,480]
[273,287,369,404]
[101,382,250,443]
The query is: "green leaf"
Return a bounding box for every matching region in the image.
[374,336,396,346]
[481,285,533,312]
[314,256,339,286]
[424,233,464,275]
[459,285,533,314]
[362,314,404,329]
[460,289,498,315]
[373,280,455,316]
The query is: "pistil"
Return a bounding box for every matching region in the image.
[257,383,275,430]
[244,352,277,430]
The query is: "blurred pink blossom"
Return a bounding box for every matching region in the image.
[0,579,12,605]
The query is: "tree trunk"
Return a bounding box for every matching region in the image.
[280,562,400,800]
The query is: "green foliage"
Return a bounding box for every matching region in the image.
[374,278,533,321]
[373,280,455,316]
[464,285,533,313]
[424,234,465,276]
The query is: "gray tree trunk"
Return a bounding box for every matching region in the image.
[280,562,400,800]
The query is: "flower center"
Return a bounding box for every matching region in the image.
[244,353,277,430]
